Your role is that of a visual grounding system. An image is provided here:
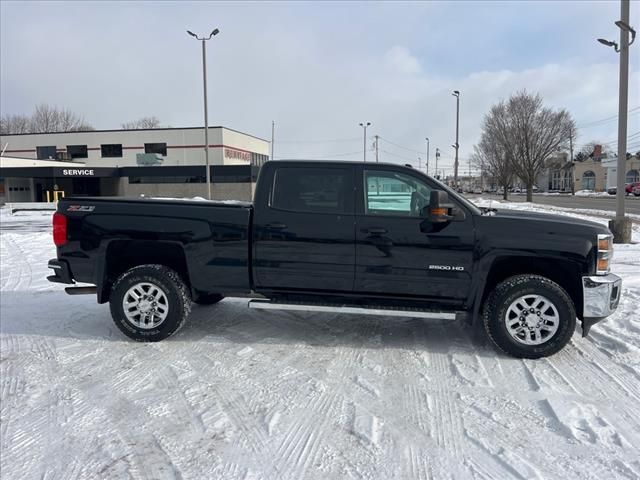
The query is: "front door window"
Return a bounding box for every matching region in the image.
[364,170,432,217]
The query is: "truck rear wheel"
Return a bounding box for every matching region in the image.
[483,274,576,359]
[109,264,192,342]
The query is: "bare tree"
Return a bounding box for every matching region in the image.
[577,141,608,160]
[0,114,31,134]
[121,116,161,129]
[2,104,93,134]
[29,103,93,133]
[472,133,514,200]
[484,91,575,201]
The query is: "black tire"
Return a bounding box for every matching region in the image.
[483,274,576,359]
[194,293,224,305]
[109,264,192,342]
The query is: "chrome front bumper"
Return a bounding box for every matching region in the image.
[581,273,622,336]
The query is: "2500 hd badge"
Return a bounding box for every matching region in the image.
[428,265,465,271]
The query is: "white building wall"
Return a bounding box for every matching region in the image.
[0,127,268,168]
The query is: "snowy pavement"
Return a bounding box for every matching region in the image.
[1,205,639,479]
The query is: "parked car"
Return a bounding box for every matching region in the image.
[47,161,622,359]
[607,182,640,195]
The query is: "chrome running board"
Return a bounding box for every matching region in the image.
[248,299,458,320]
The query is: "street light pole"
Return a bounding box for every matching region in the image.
[271,120,275,161]
[452,90,460,186]
[187,28,220,200]
[359,122,371,162]
[425,137,430,176]
[597,0,635,243]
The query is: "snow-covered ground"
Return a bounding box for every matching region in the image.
[1,205,639,480]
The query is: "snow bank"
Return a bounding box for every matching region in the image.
[472,197,640,222]
[575,190,612,197]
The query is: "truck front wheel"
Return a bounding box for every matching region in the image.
[483,274,576,359]
[109,264,192,342]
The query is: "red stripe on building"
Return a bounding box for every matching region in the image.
[167,144,255,154]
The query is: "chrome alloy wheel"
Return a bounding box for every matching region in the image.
[504,294,560,345]
[122,282,169,329]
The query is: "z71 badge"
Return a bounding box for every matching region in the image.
[67,205,95,212]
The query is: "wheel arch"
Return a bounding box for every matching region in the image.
[472,254,584,323]
[98,240,191,303]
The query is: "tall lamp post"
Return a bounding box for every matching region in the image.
[425,137,430,176]
[187,28,220,200]
[452,90,460,187]
[359,122,371,162]
[597,0,636,243]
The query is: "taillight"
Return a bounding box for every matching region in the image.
[53,212,68,246]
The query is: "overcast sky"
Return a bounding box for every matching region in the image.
[1,0,639,173]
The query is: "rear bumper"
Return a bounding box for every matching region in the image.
[47,259,74,284]
[581,273,622,336]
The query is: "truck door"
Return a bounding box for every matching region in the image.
[253,164,356,292]
[354,165,475,303]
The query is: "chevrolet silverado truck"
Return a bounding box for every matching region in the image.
[47,160,622,358]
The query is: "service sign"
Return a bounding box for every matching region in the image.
[51,167,117,178]
[62,169,95,176]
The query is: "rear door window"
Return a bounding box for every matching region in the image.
[271,166,353,214]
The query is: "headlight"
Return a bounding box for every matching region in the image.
[596,233,613,275]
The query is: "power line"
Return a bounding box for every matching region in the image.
[378,136,422,155]
[380,149,417,163]
[576,106,640,129]
[277,150,362,159]
[574,130,640,149]
[276,137,360,144]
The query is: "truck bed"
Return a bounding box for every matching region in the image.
[56,196,254,299]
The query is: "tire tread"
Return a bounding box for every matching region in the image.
[483,274,576,359]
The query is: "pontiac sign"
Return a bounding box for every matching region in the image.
[224,148,251,162]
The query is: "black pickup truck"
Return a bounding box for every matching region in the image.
[47,160,622,358]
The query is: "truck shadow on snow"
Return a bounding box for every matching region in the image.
[179,300,496,355]
[0,293,497,355]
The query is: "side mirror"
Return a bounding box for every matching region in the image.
[426,190,455,223]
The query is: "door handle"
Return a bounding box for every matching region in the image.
[364,227,388,235]
[266,223,287,230]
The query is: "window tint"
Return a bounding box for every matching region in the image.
[36,146,57,160]
[271,167,350,214]
[101,144,123,158]
[144,143,167,156]
[364,170,432,216]
[67,145,88,159]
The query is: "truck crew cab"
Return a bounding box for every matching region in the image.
[47,161,622,358]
